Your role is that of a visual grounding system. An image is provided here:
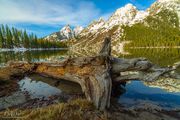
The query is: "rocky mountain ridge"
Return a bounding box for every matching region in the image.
[44,25,84,41]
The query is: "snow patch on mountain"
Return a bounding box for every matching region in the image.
[89,18,105,32]
[74,26,84,37]
[45,25,83,41]
[60,25,74,39]
[104,4,138,29]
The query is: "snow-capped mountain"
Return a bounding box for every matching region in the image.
[45,25,83,41]
[80,4,148,36]
[71,4,149,56]
[60,25,74,39]
[105,4,140,28]
[70,0,180,56]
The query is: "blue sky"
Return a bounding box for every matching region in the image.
[0,0,156,37]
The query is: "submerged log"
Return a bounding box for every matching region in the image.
[1,37,180,110]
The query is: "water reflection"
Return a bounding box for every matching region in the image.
[1,48,180,67]
[28,74,82,95]
[0,50,68,67]
[19,75,82,99]
[118,81,180,110]
[122,48,180,66]
[19,77,62,99]
[0,74,82,110]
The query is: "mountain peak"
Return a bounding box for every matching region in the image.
[59,24,74,39]
[125,3,136,9]
[60,24,72,32]
[114,3,137,16]
[104,3,138,28]
[44,24,83,41]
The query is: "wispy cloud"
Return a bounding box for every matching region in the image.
[0,0,101,26]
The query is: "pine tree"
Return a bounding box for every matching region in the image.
[0,28,3,48]
[23,30,30,48]
[6,25,13,48]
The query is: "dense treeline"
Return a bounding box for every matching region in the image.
[0,25,67,49]
[123,9,180,47]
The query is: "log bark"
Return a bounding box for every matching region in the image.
[1,37,180,110]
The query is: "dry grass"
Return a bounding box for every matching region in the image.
[0,99,108,120]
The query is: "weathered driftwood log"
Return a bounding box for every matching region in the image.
[1,37,180,110]
[6,37,113,110]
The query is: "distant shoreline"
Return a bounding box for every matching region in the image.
[0,48,68,52]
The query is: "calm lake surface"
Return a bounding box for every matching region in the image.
[0,48,180,110]
[0,50,67,67]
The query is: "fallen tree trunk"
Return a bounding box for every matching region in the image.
[1,37,180,110]
[35,56,112,110]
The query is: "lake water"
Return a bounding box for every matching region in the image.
[0,50,67,67]
[0,48,180,110]
[119,48,180,110]
[0,74,82,110]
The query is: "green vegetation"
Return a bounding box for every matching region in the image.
[0,25,67,49]
[121,48,180,66]
[0,99,107,120]
[123,9,180,47]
